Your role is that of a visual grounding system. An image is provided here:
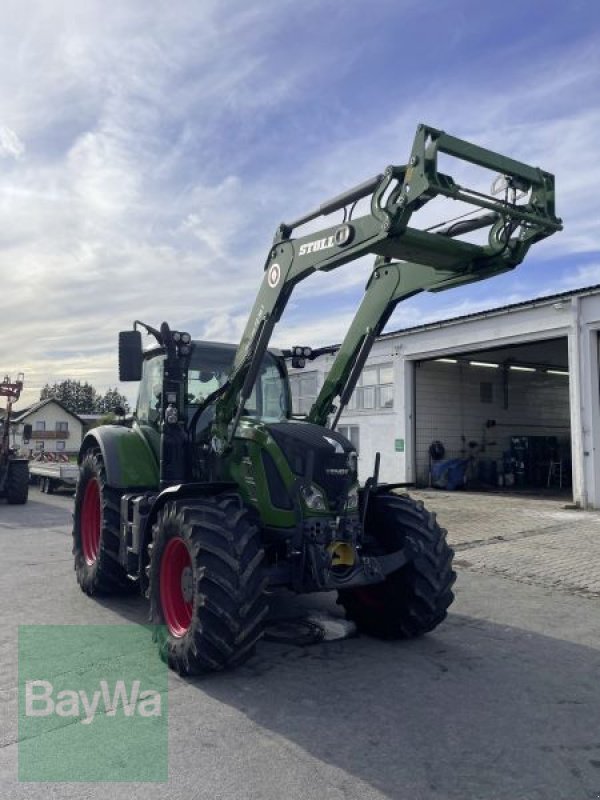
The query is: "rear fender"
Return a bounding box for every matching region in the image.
[79,425,159,489]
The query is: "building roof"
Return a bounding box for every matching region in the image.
[10,398,84,425]
[313,284,600,356]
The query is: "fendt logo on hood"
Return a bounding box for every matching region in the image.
[323,436,345,454]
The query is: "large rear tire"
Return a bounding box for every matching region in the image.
[6,461,29,504]
[148,495,268,675]
[338,492,455,639]
[72,448,130,595]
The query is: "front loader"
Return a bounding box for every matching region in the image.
[72,124,561,673]
[0,374,30,504]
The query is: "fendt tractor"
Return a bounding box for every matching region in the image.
[0,374,30,504]
[72,124,561,674]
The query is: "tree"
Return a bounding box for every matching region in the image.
[39,381,130,415]
[40,380,98,414]
[95,388,130,415]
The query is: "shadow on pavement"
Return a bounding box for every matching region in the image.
[15,495,599,798]
[180,607,600,800]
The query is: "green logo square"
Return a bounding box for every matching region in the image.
[18,624,168,782]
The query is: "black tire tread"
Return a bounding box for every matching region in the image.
[149,493,268,675]
[6,460,29,504]
[72,448,130,595]
[338,492,456,639]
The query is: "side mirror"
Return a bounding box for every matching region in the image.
[118,330,143,381]
[23,423,32,441]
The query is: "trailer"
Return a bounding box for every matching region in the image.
[30,457,79,494]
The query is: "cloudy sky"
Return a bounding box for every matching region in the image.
[1,0,599,408]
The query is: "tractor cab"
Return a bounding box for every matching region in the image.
[127,336,293,472]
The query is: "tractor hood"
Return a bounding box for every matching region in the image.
[265,421,358,511]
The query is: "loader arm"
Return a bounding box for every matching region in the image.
[214,123,561,446]
[308,254,514,428]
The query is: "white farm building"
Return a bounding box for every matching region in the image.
[288,285,600,509]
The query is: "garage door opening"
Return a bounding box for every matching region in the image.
[414,336,572,499]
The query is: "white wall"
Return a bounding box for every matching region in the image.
[338,340,408,483]
[570,294,600,508]
[291,289,600,508]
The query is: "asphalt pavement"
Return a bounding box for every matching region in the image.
[1,488,599,799]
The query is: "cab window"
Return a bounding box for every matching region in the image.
[243,358,290,422]
[137,355,165,428]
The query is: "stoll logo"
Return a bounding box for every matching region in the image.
[25,678,162,725]
[19,624,168,782]
[298,224,353,257]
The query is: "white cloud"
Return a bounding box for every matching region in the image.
[0,3,598,412]
[557,262,600,291]
[0,125,24,159]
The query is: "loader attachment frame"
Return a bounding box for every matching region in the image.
[0,374,24,457]
[213,123,561,448]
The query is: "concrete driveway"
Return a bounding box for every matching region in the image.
[0,489,599,799]
[412,488,600,597]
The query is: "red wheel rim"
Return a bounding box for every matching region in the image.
[81,479,101,565]
[160,538,193,637]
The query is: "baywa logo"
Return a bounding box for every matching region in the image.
[19,624,168,782]
[25,678,162,725]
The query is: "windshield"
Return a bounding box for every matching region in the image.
[187,347,290,423]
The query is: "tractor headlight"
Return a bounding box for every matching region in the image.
[346,485,359,511]
[301,484,327,511]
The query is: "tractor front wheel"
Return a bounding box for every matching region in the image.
[338,492,455,638]
[148,495,268,675]
[72,449,130,595]
[6,461,29,504]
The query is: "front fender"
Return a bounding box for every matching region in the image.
[79,425,159,489]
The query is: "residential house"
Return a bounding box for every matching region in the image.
[10,399,84,456]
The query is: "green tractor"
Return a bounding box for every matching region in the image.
[72,124,561,674]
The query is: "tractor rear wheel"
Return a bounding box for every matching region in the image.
[338,492,455,638]
[72,448,130,595]
[6,461,29,504]
[148,495,268,675]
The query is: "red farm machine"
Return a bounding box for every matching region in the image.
[0,374,30,504]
